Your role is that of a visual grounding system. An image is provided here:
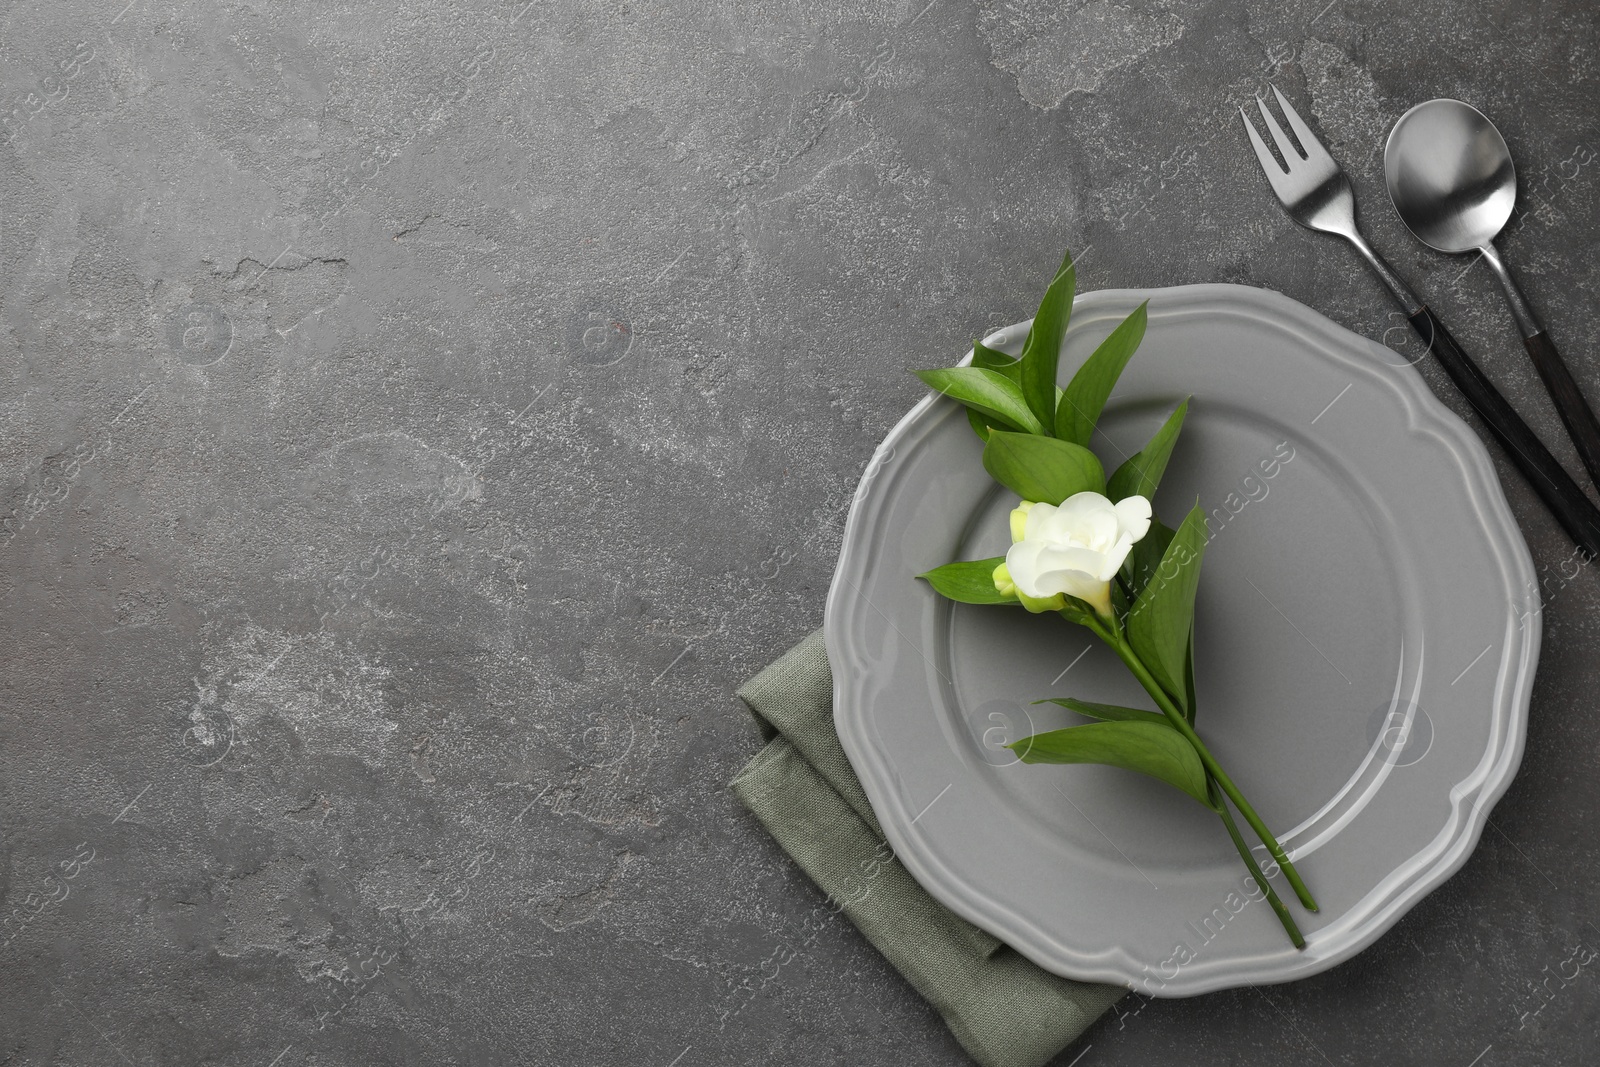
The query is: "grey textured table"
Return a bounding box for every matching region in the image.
[2,1,1597,1064]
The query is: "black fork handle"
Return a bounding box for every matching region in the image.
[1408,306,1600,559]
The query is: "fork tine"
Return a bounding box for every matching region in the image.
[1254,94,1304,167]
[1239,106,1290,195]
[1270,85,1333,166]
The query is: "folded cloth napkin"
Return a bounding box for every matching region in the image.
[730,630,1125,1067]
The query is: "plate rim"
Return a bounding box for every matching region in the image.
[826,282,1540,995]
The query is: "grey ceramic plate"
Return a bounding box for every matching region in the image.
[827,284,1539,996]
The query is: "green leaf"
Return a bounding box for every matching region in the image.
[1119,516,1174,602]
[965,343,1020,442]
[1107,398,1189,503]
[917,557,1016,604]
[914,367,1043,435]
[967,392,1061,442]
[1020,250,1077,433]
[1008,720,1211,807]
[1034,697,1167,726]
[972,339,1021,381]
[1126,505,1209,712]
[982,431,1105,505]
[1054,302,1149,447]
[1183,625,1198,725]
[1110,575,1132,625]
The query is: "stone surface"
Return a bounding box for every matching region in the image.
[1,0,1597,1064]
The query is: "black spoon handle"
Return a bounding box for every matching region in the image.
[1522,330,1600,493]
[1408,307,1600,559]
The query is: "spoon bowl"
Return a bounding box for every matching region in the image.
[1384,99,1517,253]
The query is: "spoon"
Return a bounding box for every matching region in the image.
[1384,99,1600,490]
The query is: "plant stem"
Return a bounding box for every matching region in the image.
[1209,778,1305,949]
[1090,619,1319,913]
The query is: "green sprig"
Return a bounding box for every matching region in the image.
[910,248,1318,949]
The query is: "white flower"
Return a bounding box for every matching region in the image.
[997,492,1153,616]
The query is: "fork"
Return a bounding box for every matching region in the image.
[1241,85,1600,560]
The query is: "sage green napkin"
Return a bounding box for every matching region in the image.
[730,630,1125,1067]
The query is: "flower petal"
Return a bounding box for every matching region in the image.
[1049,566,1108,606]
[1057,491,1114,524]
[1088,510,1121,552]
[1098,532,1135,580]
[1114,495,1153,542]
[1030,546,1111,596]
[1053,492,1121,551]
[1004,539,1049,598]
[1022,500,1058,542]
